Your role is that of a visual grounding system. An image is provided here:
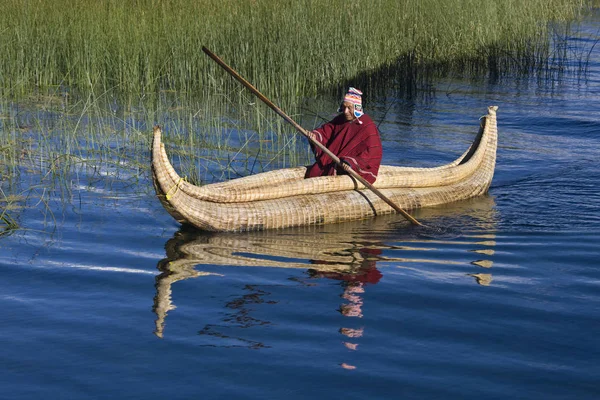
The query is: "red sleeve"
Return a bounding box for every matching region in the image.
[311,121,335,159]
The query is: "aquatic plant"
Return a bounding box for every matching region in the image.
[0,0,594,99]
[0,189,20,236]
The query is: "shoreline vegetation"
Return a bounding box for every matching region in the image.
[0,0,597,235]
[0,0,595,98]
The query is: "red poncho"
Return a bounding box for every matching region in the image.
[305,114,382,184]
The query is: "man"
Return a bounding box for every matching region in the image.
[305,87,382,184]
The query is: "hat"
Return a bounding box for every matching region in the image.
[339,87,364,119]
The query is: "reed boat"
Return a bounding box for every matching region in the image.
[152,106,498,232]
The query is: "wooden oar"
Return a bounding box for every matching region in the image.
[202,46,422,226]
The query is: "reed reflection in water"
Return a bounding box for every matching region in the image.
[153,195,499,354]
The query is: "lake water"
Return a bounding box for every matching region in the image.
[1,12,599,400]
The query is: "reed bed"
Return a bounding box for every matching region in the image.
[0,87,311,214]
[0,0,594,100]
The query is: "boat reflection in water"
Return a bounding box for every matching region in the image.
[153,195,499,360]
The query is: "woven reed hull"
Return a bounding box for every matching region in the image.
[152,106,498,231]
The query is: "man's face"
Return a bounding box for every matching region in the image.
[340,101,356,121]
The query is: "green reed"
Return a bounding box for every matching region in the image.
[0,124,20,234]
[0,0,593,100]
[0,195,20,236]
[0,83,311,207]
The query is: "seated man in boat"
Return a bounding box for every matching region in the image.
[305,87,382,184]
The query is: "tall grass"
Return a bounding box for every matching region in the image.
[0,122,21,234]
[0,195,20,236]
[0,0,593,100]
[0,84,311,196]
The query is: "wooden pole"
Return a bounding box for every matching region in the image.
[202,46,422,226]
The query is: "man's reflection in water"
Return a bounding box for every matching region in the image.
[308,247,382,370]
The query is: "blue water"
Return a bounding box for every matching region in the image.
[1,13,600,400]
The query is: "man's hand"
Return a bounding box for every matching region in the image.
[338,159,353,173]
[305,130,317,142]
